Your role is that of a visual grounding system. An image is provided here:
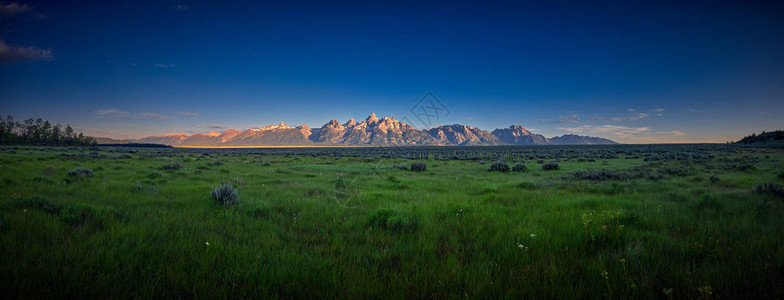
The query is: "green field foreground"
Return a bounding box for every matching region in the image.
[1,146,782,298]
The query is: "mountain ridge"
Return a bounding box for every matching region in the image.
[119,113,618,146]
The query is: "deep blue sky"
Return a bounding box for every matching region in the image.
[1,0,783,142]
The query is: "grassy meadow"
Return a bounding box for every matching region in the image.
[0,145,782,298]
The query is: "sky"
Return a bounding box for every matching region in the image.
[1,0,783,143]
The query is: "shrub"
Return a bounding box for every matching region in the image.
[391,163,408,170]
[162,161,182,170]
[8,196,59,214]
[488,160,510,172]
[755,182,784,199]
[260,161,271,166]
[657,167,691,176]
[212,183,239,207]
[512,163,528,172]
[542,162,559,171]
[410,162,427,172]
[709,175,720,184]
[572,169,627,181]
[213,159,224,166]
[68,167,94,177]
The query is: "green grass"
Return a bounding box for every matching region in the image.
[0,146,783,298]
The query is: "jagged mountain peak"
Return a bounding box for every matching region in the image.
[425,124,504,146]
[491,125,547,145]
[364,113,379,124]
[129,113,617,146]
[157,133,188,138]
[344,118,358,127]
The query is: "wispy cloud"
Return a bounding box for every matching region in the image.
[154,63,176,68]
[95,109,170,119]
[629,113,648,121]
[559,125,650,139]
[668,130,686,136]
[541,114,583,124]
[174,4,188,11]
[177,112,199,117]
[139,113,169,120]
[0,38,53,64]
[94,109,131,118]
[558,124,694,143]
[557,114,581,124]
[192,123,240,130]
[0,2,31,18]
[590,112,650,123]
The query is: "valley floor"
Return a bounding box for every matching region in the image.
[0,145,782,298]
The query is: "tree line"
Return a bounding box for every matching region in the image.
[736,130,784,144]
[0,116,96,146]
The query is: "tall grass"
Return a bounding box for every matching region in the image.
[0,146,782,298]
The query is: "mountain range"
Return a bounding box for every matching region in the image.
[105,113,617,146]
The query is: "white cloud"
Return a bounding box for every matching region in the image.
[177,112,199,117]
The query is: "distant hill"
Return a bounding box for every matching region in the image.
[550,134,618,145]
[132,133,187,146]
[92,137,131,144]
[124,113,618,147]
[735,130,784,146]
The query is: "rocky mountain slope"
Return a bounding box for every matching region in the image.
[124,113,618,146]
[491,125,550,145]
[425,124,505,146]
